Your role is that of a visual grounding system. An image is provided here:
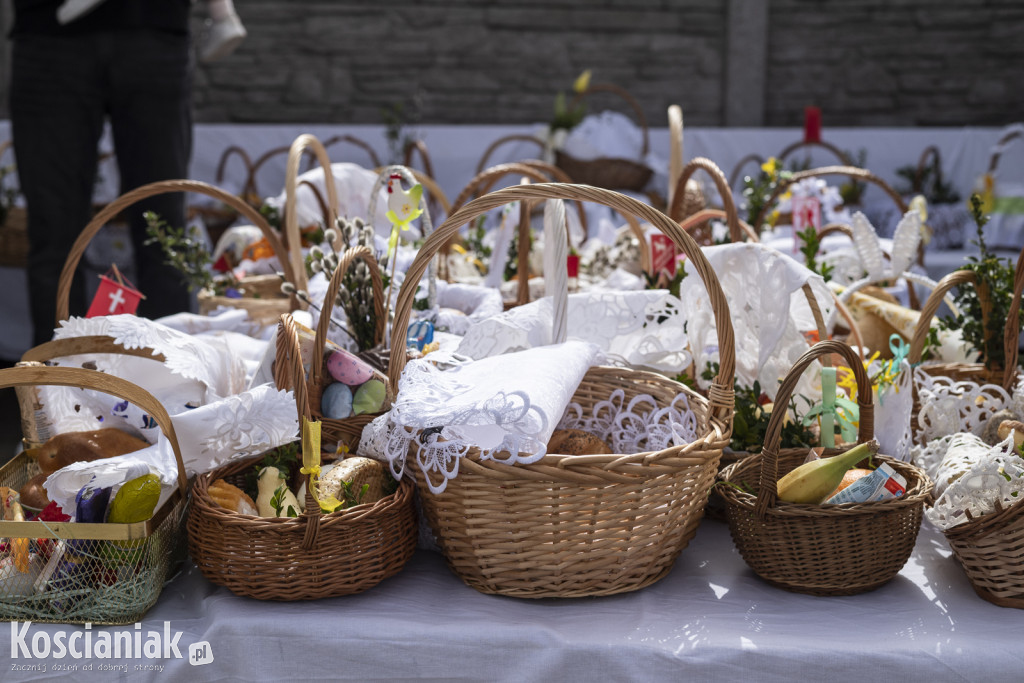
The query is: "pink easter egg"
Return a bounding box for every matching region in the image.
[326,349,375,386]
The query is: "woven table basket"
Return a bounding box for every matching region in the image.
[301,245,390,451]
[0,365,189,624]
[718,340,933,596]
[187,313,416,601]
[386,182,736,598]
[906,245,1023,445]
[943,495,1024,609]
[554,83,653,192]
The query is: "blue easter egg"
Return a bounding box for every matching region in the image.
[321,382,354,420]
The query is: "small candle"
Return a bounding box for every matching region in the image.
[804,106,822,143]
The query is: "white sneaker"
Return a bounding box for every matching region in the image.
[56,0,109,24]
[198,14,247,63]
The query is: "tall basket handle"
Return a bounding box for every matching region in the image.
[386,182,737,426]
[214,145,255,197]
[667,105,684,208]
[987,126,1024,175]
[915,145,943,194]
[0,365,188,495]
[777,140,854,166]
[753,166,907,232]
[669,158,745,244]
[475,135,546,175]
[56,179,293,323]
[284,134,339,296]
[755,339,873,518]
[320,134,382,169]
[568,83,650,157]
[727,153,768,191]
[908,246,1024,392]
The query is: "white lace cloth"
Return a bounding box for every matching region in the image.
[455,291,690,373]
[678,243,831,402]
[370,341,600,493]
[421,281,505,337]
[872,359,914,461]
[913,367,1023,443]
[924,433,1024,531]
[557,388,698,454]
[36,317,299,504]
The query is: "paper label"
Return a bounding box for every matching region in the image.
[825,463,906,505]
[650,234,677,278]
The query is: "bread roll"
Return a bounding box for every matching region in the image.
[28,429,151,476]
[547,429,612,456]
[208,479,258,515]
[318,457,388,507]
[18,473,50,510]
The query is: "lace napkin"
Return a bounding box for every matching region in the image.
[378,341,600,493]
[678,243,832,401]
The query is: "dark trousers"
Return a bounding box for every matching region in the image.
[10,29,193,346]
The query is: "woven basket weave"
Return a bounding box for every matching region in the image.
[718,340,933,596]
[186,313,417,601]
[55,178,300,325]
[906,246,1023,445]
[387,182,736,598]
[944,495,1024,608]
[302,245,389,451]
[0,365,189,624]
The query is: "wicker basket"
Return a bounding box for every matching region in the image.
[298,245,391,451]
[718,340,933,596]
[0,365,189,624]
[386,182,735,598]
[554,83,653,192]
[186,313,417,601]
[670,158,757,246]
[906,246,1023,445]
[944,495,1024,608]
[55,178,300,325]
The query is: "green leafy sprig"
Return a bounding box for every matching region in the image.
[143,211,238,295]
[796,224,834,282]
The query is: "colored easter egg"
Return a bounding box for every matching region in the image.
[326,349,375,386]
[352,379,387,416]
[321,382,354,419]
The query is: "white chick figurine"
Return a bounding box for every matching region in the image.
[385,174,424,230]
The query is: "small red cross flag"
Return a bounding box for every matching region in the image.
[86,265,144,318]
[791,195,821,253]
[650,234,678,279]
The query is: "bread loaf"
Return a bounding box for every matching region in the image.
[208,479,258,515]
[318,457,388,508]
[28,429,151,476]
[18,473,50,510]
[547,429,612,456]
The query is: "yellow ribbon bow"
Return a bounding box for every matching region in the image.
[299,417,345,514]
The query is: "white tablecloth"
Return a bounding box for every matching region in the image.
[10,519,1024,682]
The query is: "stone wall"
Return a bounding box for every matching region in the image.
[0,0,1020,127]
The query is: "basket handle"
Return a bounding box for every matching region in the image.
[908,247,1023,391]
[777,140,854,167]
[214,145,254,196]
[320,134,382,169]
[987,126,1024,175]
[727,153,768,191]
[21,335,167,364]
[0,365,188,495]
[403,139,437,181]
[753,166,908,232]
[284,134,339,297]
[667,105,683,208]
[386,183,737,424]
[915,145,943,194]
[669,158,746,244]
[309,246,389,393]
[475,135,547,175]
[568,83,650,156]
[56,179,292,323]
[755,339,873,517]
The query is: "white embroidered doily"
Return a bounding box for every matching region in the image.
[914,367,1016,443]
[871,358,914,461]
[925,433,1024,531]
[557,388,698,454]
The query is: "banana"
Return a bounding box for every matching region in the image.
[776,439,880,504]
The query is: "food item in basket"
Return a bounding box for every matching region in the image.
[824,463,907,504]
[18,473,50,510]
[208,479,258,515]
[74,483,112,523]
[326,348,376,386]
[352,379,387,416]
[1,487,31,573]
[826,468,874,498]
[981,410,1019,446]
[776,439,880,504]
[317,456,387,508]
[547,429,612,456]
[321,382,354,419]
[28,429,151,476]
[107,474,161,524]
[256,466,300,518]
[997,420,1024,450]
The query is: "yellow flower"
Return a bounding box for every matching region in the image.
[761,157,780,176]
[573,69,592,94]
